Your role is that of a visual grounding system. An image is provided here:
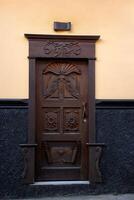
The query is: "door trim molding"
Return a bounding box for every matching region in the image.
[24,34,100,184]
[25,34,100,41]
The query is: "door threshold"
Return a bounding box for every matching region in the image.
[32,181,90,186]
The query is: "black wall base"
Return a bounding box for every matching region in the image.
[0,99,134,198]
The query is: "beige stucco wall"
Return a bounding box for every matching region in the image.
[0,0,134,99]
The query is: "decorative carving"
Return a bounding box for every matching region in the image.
[44,62,81,75]
[86,143,105,183]
[43,41,81,57]
[43,78,59,98]
[44,143,78,164]
[21,147,29,178]
[44,110,59,131]
[95,146,102,182]
[64,110,79,131]
[43,62,81,99]
[64,76,80,98]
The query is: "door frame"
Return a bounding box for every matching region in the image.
[22,34,102,184]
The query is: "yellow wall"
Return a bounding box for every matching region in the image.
[0,0,134,99]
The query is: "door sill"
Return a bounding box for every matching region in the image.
[32,181,90,186]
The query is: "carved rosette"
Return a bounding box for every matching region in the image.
[64,110,79,132]
[44,110,59,132]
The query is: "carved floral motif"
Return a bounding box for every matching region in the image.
[43,62,81,99]
[44,111,59,131]
[64,110,79,131]
[43,41,81,57]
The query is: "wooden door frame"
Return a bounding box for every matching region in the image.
[21,34,105,184]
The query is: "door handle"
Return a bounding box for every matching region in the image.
[82,102,87,123]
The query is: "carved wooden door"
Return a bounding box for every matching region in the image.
[36,59,89,181]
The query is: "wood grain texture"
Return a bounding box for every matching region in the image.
[25,34,100,183]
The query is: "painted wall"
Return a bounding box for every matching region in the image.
[0,0,134,99]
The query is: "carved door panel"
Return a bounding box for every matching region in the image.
[36,59,89,181]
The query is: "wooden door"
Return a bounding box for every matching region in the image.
[35,59,89,181]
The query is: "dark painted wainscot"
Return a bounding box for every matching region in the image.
[0,99,134,198]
